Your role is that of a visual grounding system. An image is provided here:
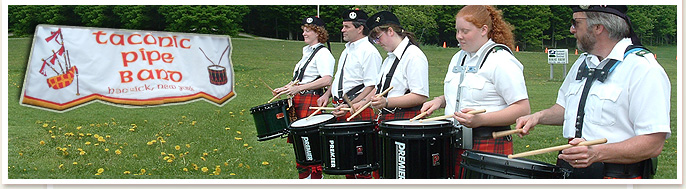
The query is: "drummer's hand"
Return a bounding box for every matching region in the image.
[317,96,329,107]
[453,108,481,128]
[515,114,538,138]
[370,96,387,110]
[285,85,301,96]
[332,104,349,117]
[420,98,442,117]
[352,101,366,112]
[272,87,287,96]
[559,138,599,168]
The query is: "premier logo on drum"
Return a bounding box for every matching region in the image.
[395,141,406,179]
[329,140,336,167]
[302,136,313,161]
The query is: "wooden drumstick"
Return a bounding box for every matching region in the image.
[409,111,428,122]
[507,138,608,159]
[259,78,274,91]
[347,87,394,121]
[492,129,524,139]
[419,109,486,123]
[305,109,322,120]
[309,107,352,111]
[267,81,299,103]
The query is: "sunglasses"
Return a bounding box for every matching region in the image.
[571,17,587,29]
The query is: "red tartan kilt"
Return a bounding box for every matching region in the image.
[292,93,322,119]
[335,107,375,122]
[453,137,513,179]
[376,109,421,123]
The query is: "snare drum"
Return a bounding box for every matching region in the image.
[289,114,335,165]
[250,99,295,141]
[320,121,379,175]
[378,119,456,179]
[460,150,570,179]
[208,65,228,85]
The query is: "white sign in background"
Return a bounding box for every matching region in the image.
[20,25,235,112]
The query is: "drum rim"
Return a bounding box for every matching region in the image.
[249,98,291,113]
[289,114,335,127]
[380,118,452,127]
[208,65,226,70]
[461,150,567,176]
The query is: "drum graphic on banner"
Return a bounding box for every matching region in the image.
[199,46,230,85]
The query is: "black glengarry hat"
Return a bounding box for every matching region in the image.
[302,16,325,27]
[342,8,368,22]
[366,11,401,30]
[570,5,641,46]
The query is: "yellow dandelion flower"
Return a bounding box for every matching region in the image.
[79,133,84,137]
[183,168,189,172]
[246,165,250,169]
[124,171,131,174]
[224,162,229,166]
[186,144,190,148]
[96,124,101,127]
[213,167,221,175]
[140,169,146,174]
[281,153,286,157]
[234,137,242,140]
[243,143,249,147]
[161,152,166,155]
[526,145,530,148]
[97,137,106,142]
[85,141,91,145]
[201,157,206,161]
[115,149,122,155]
[105,135,110,139]
[225,127,230,130]
[236,131,242,135]
[167,159,173,163]
[192,164,199,170]
[213,149,218,152]
[51,136,55,139]
[146,142,153,145]
[163,156,170,160]
[40,140,45,145]
[62,151,69,156]
[87,163,92,166]
[79,151,86,155]
[166,134,171,137]
[160,139,166,143]
[129,128,135,132]
[43,123,49,127]
[133,154,138,157]
[182,116,187,119]
[73,162,78,165]
[178,121,183,125]
[247,147,253,150]
[105,148,109,152]
[230,173,236,176]
[93,134,100,138]
[144,120,147,123]
[94,143,99,146]
[175,145,181,150]
[202,152,208,156]
[201,167,209,172]
[169,154,175,159]
[59,164,64,169]
[262,161,269,165]
[76,126,82,130]
[238,163,243,167]
[97,168,104,174]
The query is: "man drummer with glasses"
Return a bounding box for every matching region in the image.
[515,5,671,179]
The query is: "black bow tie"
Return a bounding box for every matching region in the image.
[575,59,619,83]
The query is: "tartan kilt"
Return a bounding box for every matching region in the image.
[335,107,375,122]
[292,93,323,119]
[453,136,513,179]
[376,108,422,123]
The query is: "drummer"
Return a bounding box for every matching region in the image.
[272,16,335,179]
[352,11,429,122]
[419,5,530,179]
[317,8,382,124]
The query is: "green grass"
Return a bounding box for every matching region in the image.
[6,37,678,179]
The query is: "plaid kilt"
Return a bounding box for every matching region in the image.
[296,162,323,179]
[293,93,322,119]
[453,135,513,179]
[376,108,422,123]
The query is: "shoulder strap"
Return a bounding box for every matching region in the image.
[292,45,326,82]
[377,43,412,97]
[477,43,512,69]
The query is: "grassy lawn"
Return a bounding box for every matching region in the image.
[5,37,678,179]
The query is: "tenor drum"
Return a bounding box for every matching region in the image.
[460,150,570,179]
[249,98,295,141]
[379,119,456,179]
[208,65,228,85]
[320,121,379,175]
[289,114,335,165]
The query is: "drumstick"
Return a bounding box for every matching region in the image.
[409,111,428,122]
[342,94,356,113]
[507,138,608,159]
[419,109,486,123]
[492,129,524,139]
[305,109,322,120]
[309,107,352,111]
[259,78,274,91]
[347,87,394,121]
[267,81,299,103]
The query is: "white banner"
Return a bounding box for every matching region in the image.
[20,25,236,112]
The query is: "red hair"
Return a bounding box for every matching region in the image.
[457,5,515,49]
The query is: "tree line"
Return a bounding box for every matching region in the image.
[8,5,676,51]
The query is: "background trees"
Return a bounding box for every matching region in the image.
[8,5,677,51]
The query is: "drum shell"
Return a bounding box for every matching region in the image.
[378,119,456,179]
[249,99,295,141]
[320,121,379,175]
[460,150,571,179]
[289,114,335,165]
[208,65,228,85]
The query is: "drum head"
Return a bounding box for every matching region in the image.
[383,119,450,126]
[208,65,225,71]
[291,114,335,127]
[323,121,372,127]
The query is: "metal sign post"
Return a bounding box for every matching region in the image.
[547,49,569,80]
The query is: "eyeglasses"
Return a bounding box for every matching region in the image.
[571,17,587,29]
[372,33,383,43]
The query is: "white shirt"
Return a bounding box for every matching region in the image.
[376,37,429,98]
[331,37,382,99]
[444,39,528,116]
[292,43,335,84]
[556,38,671,143]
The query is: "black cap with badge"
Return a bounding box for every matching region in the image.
[302,16,325,27]
[570,5,641,46]
[342,9,368,22]
[366,11,401,30]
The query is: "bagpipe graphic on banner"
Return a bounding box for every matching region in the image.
[20,25,236,112]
